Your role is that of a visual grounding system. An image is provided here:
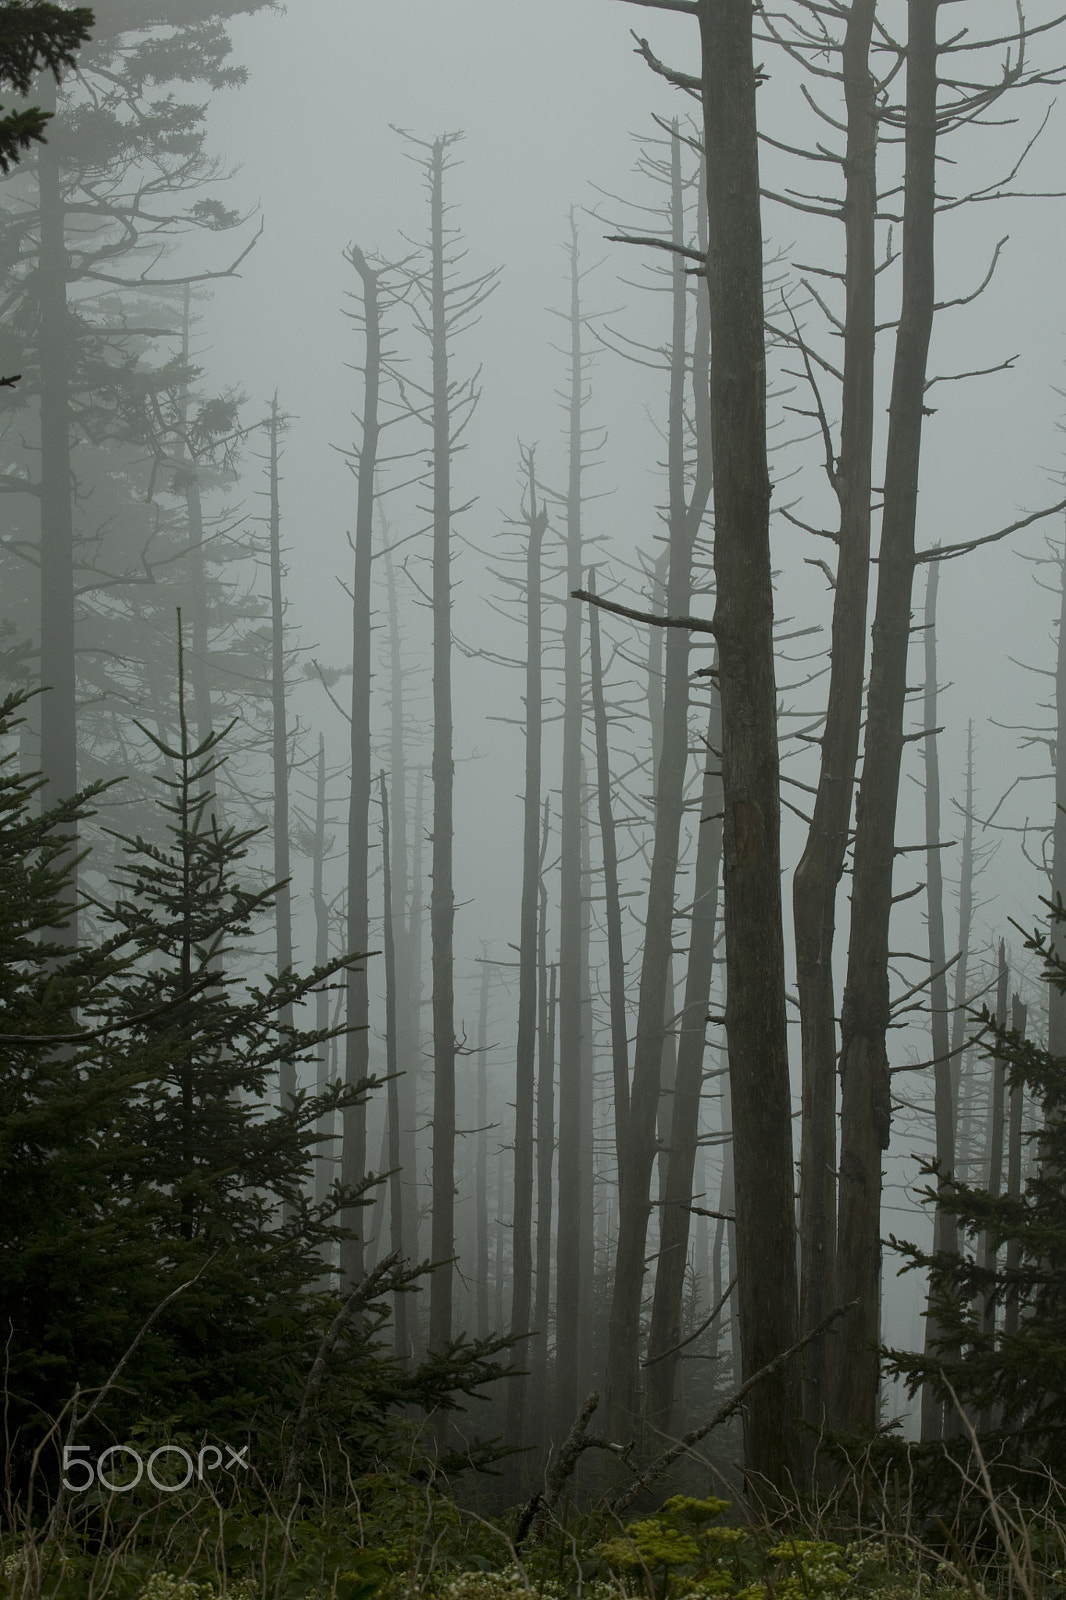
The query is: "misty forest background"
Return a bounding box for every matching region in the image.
[5,0,1066,1514]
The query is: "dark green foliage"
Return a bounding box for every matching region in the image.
[888,902,1066,1474]
[0,2,93,173]
[0,677,518,1509]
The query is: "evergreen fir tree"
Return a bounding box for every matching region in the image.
[889,902,1066,1474]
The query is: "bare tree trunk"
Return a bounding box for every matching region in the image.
[476,954,491,1342]
[178,286,214,751]
[699,0,800,1491]
[1003,994,1026,1338]
[980,944,1009,1341]
[792,0,877,1437]
[646,678,724,1433]
[950,723,976,1154]
[36,85,77,931]
[556,212,588,1436]
[266,398,296,1112]
[413,133,498,1349]
[507,458,547,1446]
[834,0,938,1437]
[386,552,420,1270]
[341,246,382,1286]
[533,832,556,1446]
[920,558,956,1441]
[578,767,596,1392]
[380,772,409,1359]
[1049,544,1066,1055]
[605,116,712,1438]
[588,571,631,1165]
[313,735,335,1216]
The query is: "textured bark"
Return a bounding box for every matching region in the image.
[920,559,956,1442]
[556,213,587,1435]
[699,0,800,1491]
[835,0,938,1437]
[506,461,547,1447]
[266,399,296,1112]
[792,0,876,1436]
[646,679,723,1432]
[605,117,712,1437]
[340,247,381,1287]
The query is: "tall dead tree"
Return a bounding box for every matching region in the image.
[555,212,592,1435]
[507,451,548,1448]
[602,117,712,1439]
[339,243,385,1286]
[266,397,295,1111]
[833,0,939,1436]
[402,132,499,1347]
[919,557,956,1441]
[646,675,724,1432]
[379,771,408,1358]
[610,0,800,1489]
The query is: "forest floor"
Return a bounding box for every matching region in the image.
[2,1465,1062,1600]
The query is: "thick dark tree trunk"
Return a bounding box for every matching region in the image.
[646,678,724,1433]
[699,0,800,1492]
[1003,994,1027,1338]
[792,0,877,1437]
[835,0,938,1437]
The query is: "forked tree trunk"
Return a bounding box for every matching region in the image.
[834,0,939,1437]
[699,0,800,1491]
[792,0,877,1436]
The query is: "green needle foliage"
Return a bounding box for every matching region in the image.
[0,654,517,1511]
[888,900,1066,1478]
[0,2,93,175]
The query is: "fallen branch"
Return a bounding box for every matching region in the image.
[515,1391,631,1543]
[610,1300,858,1516]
